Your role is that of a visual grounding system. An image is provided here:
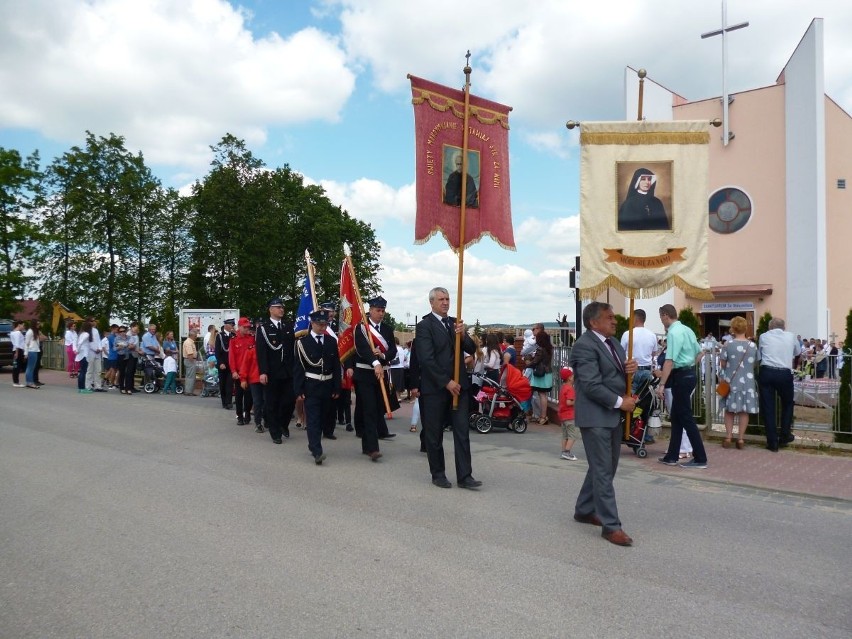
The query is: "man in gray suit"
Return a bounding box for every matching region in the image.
[415,287,480,489]
[570,302,637,546]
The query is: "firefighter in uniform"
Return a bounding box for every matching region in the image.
[215,318,235,410]
[256,297,296,445]
[294,309,341,464]
[353,296,398,461]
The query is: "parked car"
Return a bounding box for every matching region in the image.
[0,319,13,368]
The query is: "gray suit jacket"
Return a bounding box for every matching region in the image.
[569,330,628,429]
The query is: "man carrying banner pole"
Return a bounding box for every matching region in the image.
[342,250,396,461]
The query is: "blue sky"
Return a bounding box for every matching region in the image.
[2,0,851,326]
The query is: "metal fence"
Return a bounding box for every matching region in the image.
[548,345,851,438]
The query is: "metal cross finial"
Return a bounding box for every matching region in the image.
[701,0,749,147]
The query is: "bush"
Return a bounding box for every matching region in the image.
[834,308,852,444]
[678,306,701,339]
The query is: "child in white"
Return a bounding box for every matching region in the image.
[162,353,178,394]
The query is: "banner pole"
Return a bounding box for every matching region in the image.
[452,51,473,409]
[346,254,393,417]
[305,249,318,312]
[624,69,646,440]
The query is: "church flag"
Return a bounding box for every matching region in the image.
[293,276,315,338]
[337,257,363,363]
[579,120,714,300]
[408,74,515,252]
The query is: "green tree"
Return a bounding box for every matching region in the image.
[38,132,162,323]
[756,311,773,339]
[614,313,629,340]
[834,308,852,444]
[0,148,42,316]
[678,306,701,338]
[186,134,381,316]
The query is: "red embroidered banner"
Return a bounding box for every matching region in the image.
[408,75,515,252]
[337,259,362,362]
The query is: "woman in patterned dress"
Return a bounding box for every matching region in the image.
[719,316,759,449]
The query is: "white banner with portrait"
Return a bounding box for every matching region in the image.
[579,120,713,300]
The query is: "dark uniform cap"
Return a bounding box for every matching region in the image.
[268,296,284,307]
[367,296,387,308]
[223,318,235,325]
[320,301,336,310]
[309,309,329,323]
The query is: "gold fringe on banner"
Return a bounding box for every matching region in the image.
[412,89,510,129]
[579,275,714,301]
[580,131,709,146]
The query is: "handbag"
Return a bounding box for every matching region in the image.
[716,347,747,397]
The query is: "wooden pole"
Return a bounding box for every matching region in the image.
[345,254,393,417]
[625,69,646,440]
[452,51,474,409]
[305,249,318,312]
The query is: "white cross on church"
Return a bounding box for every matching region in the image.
[701,1,749,147]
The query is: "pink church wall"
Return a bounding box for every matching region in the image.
[672,85,787,324]
[825,98,852,340]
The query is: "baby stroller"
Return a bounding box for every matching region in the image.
[200,356,220,398]
[622,375,661,458]
[142,355,184,395]
[469,364,532,434]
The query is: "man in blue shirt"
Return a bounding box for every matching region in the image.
[141,323,161,358]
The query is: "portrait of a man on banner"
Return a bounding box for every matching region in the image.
[443,146,480,208]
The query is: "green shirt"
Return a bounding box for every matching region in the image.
[666,320,701,368]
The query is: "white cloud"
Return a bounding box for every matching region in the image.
[311,178,416,225]
[377,243,573,326]
[0,0,356,170]
[332,0,852,147]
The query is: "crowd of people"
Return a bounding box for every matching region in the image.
[9,297,834,547]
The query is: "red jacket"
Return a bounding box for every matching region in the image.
[229,333,254,378]
[236,341,260,384]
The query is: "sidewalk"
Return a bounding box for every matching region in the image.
[632,437,852,502]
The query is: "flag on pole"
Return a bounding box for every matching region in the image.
[293,276,315,337]
[337,258,363,362]
[579,120,714,300]
[408,74,515,252]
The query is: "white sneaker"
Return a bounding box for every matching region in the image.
[561,451,577,461]
[13,383,26,388]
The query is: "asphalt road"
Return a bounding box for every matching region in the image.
[1,378,850,638]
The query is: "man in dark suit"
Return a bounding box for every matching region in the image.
[353,296,397,461]
[569,301,637,546]
[415,287,480,489]
[294,310,341,465]
[256,297,296,445]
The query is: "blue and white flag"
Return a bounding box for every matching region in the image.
[293,276,316,337]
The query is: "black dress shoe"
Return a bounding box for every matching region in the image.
[272,438,283,444]
[324,434,337,440]
[236,417,245,425]
[378,433,396,440]
[345,424,354,432]
[283,426,290,439]
[314,453,327,465]
[766,444,778,452]
[432,477,452,488]
[457,477,483,489]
